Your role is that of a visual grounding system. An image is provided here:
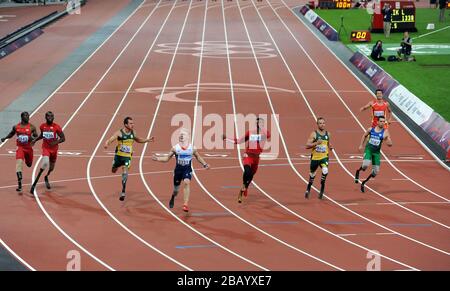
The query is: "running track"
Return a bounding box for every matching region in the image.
[0,0,449,270]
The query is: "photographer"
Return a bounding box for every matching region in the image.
[382,3,392,38]
[397,31,413,61]
[371,40,385,61]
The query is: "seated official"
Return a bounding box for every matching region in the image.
[370,40,385,61]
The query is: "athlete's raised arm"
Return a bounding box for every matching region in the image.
[104,130,121,149]
[1,125,17,143]
[152,147,176,162]
[360,101,373,112]
[134,132,154,144]
[222,131,249,144]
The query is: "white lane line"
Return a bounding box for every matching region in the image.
[275,0,450,230]
[86,1,192,271]
[30,0,169,271]
[243,0,443,267]
[274,0,450,231]
[342,201,450,207]
[337,233,396,237]
[86,0,195,270]
[241,0,420,269]
[137,0,267,270]
[190,0,342,272]
[227,0,345,271]
[0,0,154,271]
[266,0,450,253]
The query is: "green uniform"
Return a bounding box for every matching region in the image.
[364,127,385,166]
[112,129,134,169]
[310,130,329,172]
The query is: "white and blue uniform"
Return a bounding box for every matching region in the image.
[173,143,194,185]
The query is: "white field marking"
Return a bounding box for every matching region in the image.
[271,1,450,230]
[284,1,450,173]
[9,159,430,192]
[1,162,313,191]
[137,0,267,270]
[30,0,171,271]
[155,40,277,59]
[240,0,423,269]
[392,178,409,181]
[231,0,364,271]
[245,0,443,265]
[85,0,194,270]
[2,0,154,271]
[0,152,438,163]
[56,88,366,94]
[189,0,342,272]
[342,201,450,207]
[397,157,424,160]
[413,26,450,40]
[337,232,396,237]
[0,239,35,271]
[261,0,450,254]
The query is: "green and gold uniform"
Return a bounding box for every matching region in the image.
[364,127,384,166]
[112,129,134,169]
[310,130,329,172]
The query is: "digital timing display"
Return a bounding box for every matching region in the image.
[350,30,371,42]
[391,8,416,31]
[318,0,352,9]
[333,0,352,9]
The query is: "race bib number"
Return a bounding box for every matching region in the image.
[374,110,384,117]
[369,137,381,146]
[17,135,29,144]
[249,134,262,142]
[316,145,327,153]
[43,131,55,139]
[177,158,191,166]
[120,145,131,153]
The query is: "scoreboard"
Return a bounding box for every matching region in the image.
[371,1,417,33]
[391,7,415,31]
[318,0,352,9]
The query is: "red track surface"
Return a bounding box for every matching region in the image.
[0,0,448,271]
[0,0,131,112]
